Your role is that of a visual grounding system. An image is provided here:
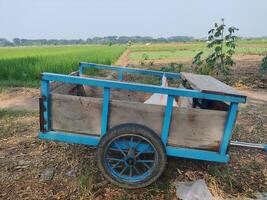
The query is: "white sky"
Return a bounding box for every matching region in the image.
[0,0,267,40]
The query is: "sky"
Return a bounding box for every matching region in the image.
[0,0,267,40]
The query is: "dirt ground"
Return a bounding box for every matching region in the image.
[0,51,266,199]
[0,87,39,110]
[0,85,266,199]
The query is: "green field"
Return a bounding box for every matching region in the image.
[1,40,266,87]
[0,45,126,86]
[129,40,267,60]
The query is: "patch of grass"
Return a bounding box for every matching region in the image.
[237,39,267,46]
[129,40,267,62]
[130,42,205,52]
[79,168,96,192]
[0,45,126,85]
[0,80,39,87]
[131,50,206,60]
[235,47,267,55]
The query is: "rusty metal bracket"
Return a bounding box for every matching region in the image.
[39,97,46,132]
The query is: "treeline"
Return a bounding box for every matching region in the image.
[0,36,194,47]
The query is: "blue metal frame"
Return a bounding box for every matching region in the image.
[79,62,181,80]
[101,87,110,136]
[42,73,245,103]
[161,95,174,145]
[39,62,246,164]
[41,80,50,131]
[220,103,239,155]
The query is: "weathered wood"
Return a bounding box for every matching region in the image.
[169,107,227,150]
[109,99,165,135]
[50,71,79,95]
[50,94,227,151]
[83,85,151,102]
[181,72,246,98]
[50,94,102,135]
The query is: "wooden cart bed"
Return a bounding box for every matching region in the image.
[49,74,230,151]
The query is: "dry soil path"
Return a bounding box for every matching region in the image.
[0,87,39,111]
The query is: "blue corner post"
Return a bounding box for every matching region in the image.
[101,87,110,136]
[220,102,239,155]
[41,79,50,131]
[118,70,123,81]
[161,95,174,145]
[79,63,84,76]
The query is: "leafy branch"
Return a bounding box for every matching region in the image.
[193,19,239,76]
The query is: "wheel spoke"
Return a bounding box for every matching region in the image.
[119,165,128,175]
[114,142,127,157]
[136,160,154,163]
[129,166,133,177]
[109,147,126,152]
[107,157,124,162]
[122,138,130,148]
[133,165,141,175]
[133,139,141,149]
[135,144,150,158]
[112,160,122,169]
[139,160,150,169]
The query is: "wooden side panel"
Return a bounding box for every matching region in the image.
[109,100,165,134]
[50,94,102,135]
[50,71,80,95]
[169,107,227,151]
[50,94,227,151]
[83,85,151,103]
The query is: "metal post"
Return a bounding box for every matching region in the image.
[161,95,174,145]
[41,80,50,131]
[118,70,123,81]
[220,102,238,155]
[79,65,84,76]
[101,87,110,136]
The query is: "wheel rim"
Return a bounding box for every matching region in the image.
[104,134,158,183]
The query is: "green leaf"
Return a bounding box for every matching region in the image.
[208,29,215,34]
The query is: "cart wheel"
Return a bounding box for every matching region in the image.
[97,123,166,189]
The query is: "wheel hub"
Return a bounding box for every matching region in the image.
[125,157,135,166]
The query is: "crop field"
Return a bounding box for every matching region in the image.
[0,45,126,86]
[129,40,267,61]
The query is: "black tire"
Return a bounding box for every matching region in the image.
[96,123,166,189]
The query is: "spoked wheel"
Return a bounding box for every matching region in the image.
[97,123,166,189]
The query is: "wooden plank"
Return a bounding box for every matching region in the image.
[50,71,79,95]
[50,94,227,151]
[50,94,102,135]
[109,99,165,135]
[181,72,246,98]
[169,107,227,151]
[83,85,151,102]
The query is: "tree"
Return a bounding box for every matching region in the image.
[0,38,13,47]
[193,19,238,75]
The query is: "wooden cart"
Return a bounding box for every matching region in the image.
[38,62,247,188]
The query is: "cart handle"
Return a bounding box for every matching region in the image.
[230,141,267,152]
